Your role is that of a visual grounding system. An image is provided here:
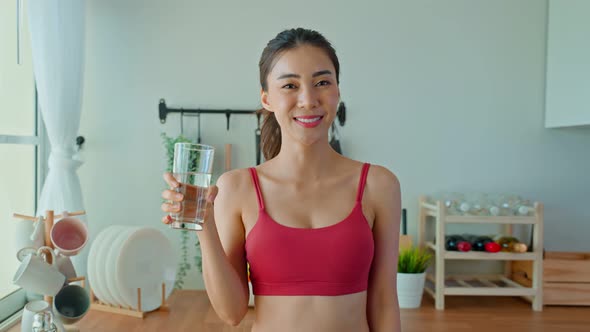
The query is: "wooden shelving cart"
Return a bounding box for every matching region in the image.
[417,196,544,311]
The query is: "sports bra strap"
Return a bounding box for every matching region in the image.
[356,163,371,202]
[249,167,265,210]
[251,165,368,208]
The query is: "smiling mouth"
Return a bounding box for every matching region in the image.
[294,116,323,123]
[293,116,324,128]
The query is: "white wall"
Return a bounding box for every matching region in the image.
[79,0,590,289]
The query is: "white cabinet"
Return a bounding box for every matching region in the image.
[545,0,590,128]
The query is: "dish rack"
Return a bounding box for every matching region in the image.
[89,283,169,318]
[13,210,170,319]
[417,196,544,311]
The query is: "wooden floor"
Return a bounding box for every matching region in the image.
[403,295,590,332]
[9,290,590,331]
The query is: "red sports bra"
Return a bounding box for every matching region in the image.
[245,163,375,296]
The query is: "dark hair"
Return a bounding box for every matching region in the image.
[257,28,340,160]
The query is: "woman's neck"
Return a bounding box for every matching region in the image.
[270,139,340,181]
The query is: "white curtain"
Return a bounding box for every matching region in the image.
[28,0,87,278]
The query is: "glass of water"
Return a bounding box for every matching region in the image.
[169,142,215,231]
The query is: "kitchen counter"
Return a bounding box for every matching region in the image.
[9,290,589,331]
[9,290,255,332]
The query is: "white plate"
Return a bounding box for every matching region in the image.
[104,227,137,307]
[87,226,113,305]
[116,227,175,311]
[94,226,125,305]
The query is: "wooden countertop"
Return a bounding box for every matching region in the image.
[9,290,255,332]
[9,290,590,331]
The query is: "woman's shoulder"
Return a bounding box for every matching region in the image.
[215,167,254,191]
[360,162,400,196]
[362,163,401,222]
[367,163,399,185]
[214,168,257,210]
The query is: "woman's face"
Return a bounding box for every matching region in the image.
[261,45,340,147]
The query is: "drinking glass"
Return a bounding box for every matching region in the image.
[169,143,215,231]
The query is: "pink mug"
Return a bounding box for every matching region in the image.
[50,213,88,256]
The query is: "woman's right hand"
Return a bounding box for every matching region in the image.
[161,172,184,224]
[161,172,218,225]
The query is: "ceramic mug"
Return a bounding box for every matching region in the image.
[15,219,44,253]
[13,246,66,296]
[53,284,90,325]
[54,252,77,284]
[50,214,88,256]
[17,247,78,284]
[16,247,37,262]
[20,300,51,332]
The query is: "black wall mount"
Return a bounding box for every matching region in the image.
[159,98,256,130]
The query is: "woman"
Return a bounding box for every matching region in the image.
[161,28,401,332]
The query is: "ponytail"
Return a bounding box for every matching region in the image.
[257,108,281,160]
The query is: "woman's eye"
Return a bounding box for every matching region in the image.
[282,83,296,89]
[316,80,331,87]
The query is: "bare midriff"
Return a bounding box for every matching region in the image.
[250,291,369,332]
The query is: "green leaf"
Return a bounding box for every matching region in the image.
[397,247,432,273]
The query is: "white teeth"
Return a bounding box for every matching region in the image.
[296,117,321,123]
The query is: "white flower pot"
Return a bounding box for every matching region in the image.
[397,272,426,308]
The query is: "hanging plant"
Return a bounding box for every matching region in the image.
[161,132,203,289]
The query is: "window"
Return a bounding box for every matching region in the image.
[0,0,47,324]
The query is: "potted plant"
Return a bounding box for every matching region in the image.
[397,246,432,308]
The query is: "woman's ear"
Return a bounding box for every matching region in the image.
[261,89,272,112]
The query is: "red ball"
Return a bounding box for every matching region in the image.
[485,242,501,253]
[457,241,472,252]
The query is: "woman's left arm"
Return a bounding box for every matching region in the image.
[365,165,401,332]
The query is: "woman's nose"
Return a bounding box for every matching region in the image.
[297,86,319,110]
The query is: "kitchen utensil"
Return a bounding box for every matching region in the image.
[329,122,342,154]
[255,113,261,165]
[53,284,90,325]
[15,219,44,253]
[225,144,232,171]
[94,226,123,305]
[50,214,88,256]
[13,246,65,296]
[21,300,51,332]
[116,227,175,311]
[87,226,112,305]
[31,311,57,332]
[104,227,137,306]
[17,247,76,285]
